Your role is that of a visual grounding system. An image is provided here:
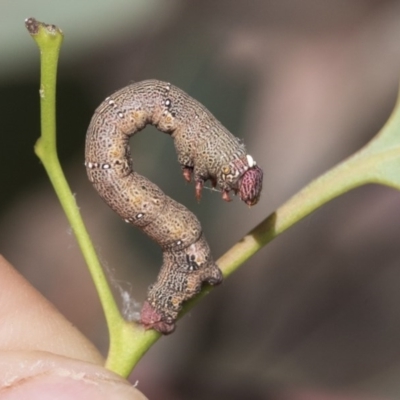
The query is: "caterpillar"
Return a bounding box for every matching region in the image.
[85,80,263,334]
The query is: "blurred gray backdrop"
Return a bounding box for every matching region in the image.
[1,1,400,399]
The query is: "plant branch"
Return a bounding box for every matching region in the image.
[26,17,400,378]
[25,17,125,363]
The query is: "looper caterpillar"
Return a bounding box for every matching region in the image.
[85,80,263,334]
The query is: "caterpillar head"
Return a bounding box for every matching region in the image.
[238,163,263,206]
[223,154,263,206]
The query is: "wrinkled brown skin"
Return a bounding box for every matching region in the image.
[85,80,263,334]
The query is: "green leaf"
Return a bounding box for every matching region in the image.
[356,88,400,189]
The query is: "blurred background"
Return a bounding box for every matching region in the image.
[1,1,400,399]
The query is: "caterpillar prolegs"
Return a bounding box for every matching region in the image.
[85,80,263,334]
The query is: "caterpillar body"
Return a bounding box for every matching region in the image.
[85,80,263,334]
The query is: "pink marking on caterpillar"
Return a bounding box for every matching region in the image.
[85,80,263,334]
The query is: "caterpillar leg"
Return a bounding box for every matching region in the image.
[195,180,204,201]
[140,267,222,335]
[140,301,176,334]
[222,190,232,202]
[182,166,193,183]
[140,234,222,334]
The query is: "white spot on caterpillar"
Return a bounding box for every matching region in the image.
[246,154,256,168]
[136,213,144,219]
[118,112,124,118]
[102,163,111,169]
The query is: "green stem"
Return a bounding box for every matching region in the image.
[25,17,124,360]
